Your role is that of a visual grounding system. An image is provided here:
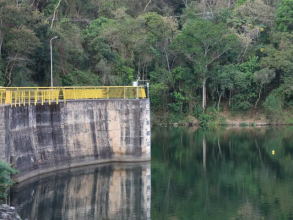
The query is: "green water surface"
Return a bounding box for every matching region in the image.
[151,126,293,220]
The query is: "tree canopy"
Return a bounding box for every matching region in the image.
[0,0,292,122]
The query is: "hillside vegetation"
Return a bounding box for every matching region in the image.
[1,0,293,123]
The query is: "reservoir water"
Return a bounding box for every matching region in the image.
[9,126,293,219]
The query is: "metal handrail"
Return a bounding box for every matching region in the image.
[0,86,147,107]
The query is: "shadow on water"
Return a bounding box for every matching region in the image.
[10,162,151,220]
[151,126,293,220]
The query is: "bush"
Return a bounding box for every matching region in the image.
[193,105,203,118]
[263,90,284,122]
[0,160,18,200]
[240,122,248,127]
[199,108,227,127]
[169,112,182,123]
[198,113,211,127]
[232,101,253,112]
[231,94,253,112]
[149,83,168,111]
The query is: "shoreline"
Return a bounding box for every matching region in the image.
[153,122,293,127]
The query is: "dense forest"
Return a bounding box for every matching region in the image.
[0,0,293,122]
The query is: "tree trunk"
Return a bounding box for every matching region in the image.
[217,93,222,112]
[165,49,171,73]
[202,78,207,114]
[229,90,232,107]
[5,63,14,87]
[255,88,262,109]
[50,0,62,29]
[144,0,152,12]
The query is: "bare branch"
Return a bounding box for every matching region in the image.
[144,0,152,13]
[207,50,229,66]
[50,0,62,29]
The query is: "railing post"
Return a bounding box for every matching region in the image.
[107,87,109,99]
[18,90,20,107]
[136,87,138,99]
[124,87,126,99]
[63,88,66,104]
[49,89,53,105]
[56,88,60,105]
[41,90,44,105]
[51,87,53,103]
[4,90,11,105]
[35,88,38,105]
[23,91,25,106]
[14,90,16,107]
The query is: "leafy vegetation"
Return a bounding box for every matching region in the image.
[0,160,18,200]
[0,0,292,122]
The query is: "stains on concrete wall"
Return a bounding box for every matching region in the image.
[0,99,149,182]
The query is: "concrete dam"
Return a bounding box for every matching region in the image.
[0,87,151,182]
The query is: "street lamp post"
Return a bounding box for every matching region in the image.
[50,36,58,88]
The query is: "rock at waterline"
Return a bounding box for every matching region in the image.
[0,204,23,220]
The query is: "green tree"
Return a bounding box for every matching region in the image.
[254,68,275,108]
[276,0,293,32]
[213,65,235,111]
[3,27,41,86]
[173,18,239,113]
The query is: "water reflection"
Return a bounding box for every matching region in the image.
[151,126,293,220]
[10,163,151,220]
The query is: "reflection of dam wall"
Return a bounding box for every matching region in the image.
[0,99,151,182]
[10,163,151,220]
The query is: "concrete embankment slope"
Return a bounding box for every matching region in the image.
[0,99,151,182]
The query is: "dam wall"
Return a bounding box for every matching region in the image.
[0,99,151,182]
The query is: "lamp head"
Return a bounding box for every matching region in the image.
[53,36,58,39]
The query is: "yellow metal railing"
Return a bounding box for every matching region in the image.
[0,87,146,107]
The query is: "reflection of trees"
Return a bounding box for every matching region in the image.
[151,126,293,220]
[203,135,206,170]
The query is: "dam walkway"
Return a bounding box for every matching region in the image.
[0,86,147,107]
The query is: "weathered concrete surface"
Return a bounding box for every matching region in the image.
[0,99,150,182]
